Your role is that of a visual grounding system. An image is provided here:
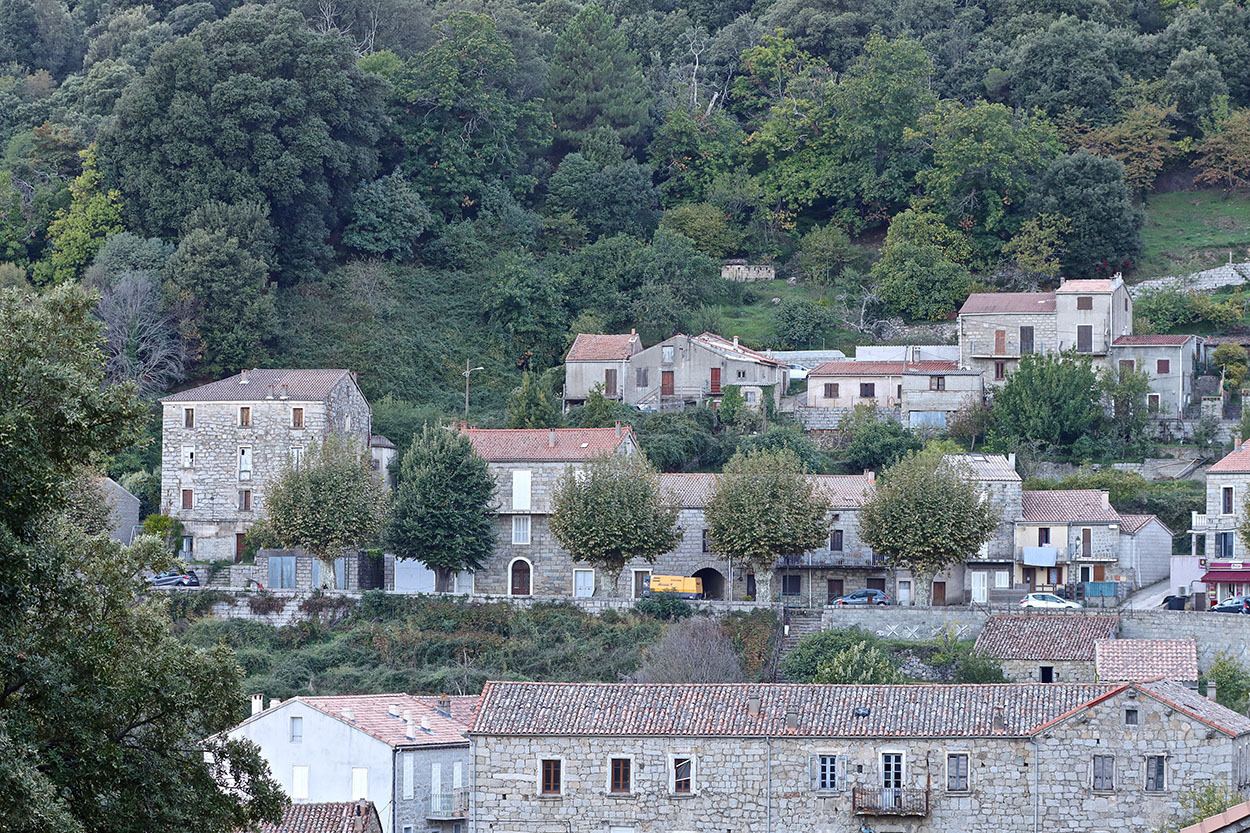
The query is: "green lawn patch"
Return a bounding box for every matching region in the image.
[1137,190,1250,279]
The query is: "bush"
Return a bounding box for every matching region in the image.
[633,593,694,622]
[1204,652,1250,714]
[813,642,905,684]
[780,628,878,683]
[955,652,1007,683]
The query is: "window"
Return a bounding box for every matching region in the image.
[403,752,414,800]
[994,361,1006,381]
[1219,531,1236,558]
[929,376,946,391]
[1040,666,1054,683]
[830,529,844,551]
[289,716,303,742]
[1144,756,1165,792]
[1077,295,1093,310]
[291,407,304,428]
[180,536,193,557]
[239,406,251,427]
[672,757,693,794]
[662,345,674,363]
[1124,708,1139,726]
[824,383,839,399]
[946,753,969,792]
[181,489,193,510]
[183,408,194,428]
[181,446,195,468]
[743,390,757,403]
[610,758,632,793]
[292,766,309,800]
[573,568,594,598]
[351,767,368,800]
[289,447,304,467]
[860,382,876,398]
[781,574,801,596]
[1020,326,1034,354]
[1119,359,1135,374]
[1148,394,1160,412]
[995,570,1009,588]
[636,367,648,388]
[1157,359,1170,374]
[604,368,618,397]
[541,759,562,795]
[512,470,532,511]
[811,754,844,791]
[1092,755,1115,792]
[1077,325,1093,353]
[512,515,531,545]
[239,446,252,480]
[1224,486,1234,515]
[238,489,252,511]
[736,369,747,379]
[702,529,711,553]
[1038,527,1050,546]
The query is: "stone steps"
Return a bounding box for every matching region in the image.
[774,609,825,682]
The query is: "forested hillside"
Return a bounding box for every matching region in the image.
[4,0,1250,426]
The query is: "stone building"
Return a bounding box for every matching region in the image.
[462,426,639,598]
[950,453,1023,605]
[625,332,789,412]
[720,260,775,281]
[1018,490,1132,592]
[973,613,1120,682]
[99,476,141,545]
[1189,439,1250,601]
[468,678,1250,833]
[225,693,477,833]
[805,360,958,411]
[1094,639,1199,685]
[1110,334,1200,419]
[561,332,644,407]
[160,369,372,562]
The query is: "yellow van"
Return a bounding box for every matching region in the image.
[643,574,704,599]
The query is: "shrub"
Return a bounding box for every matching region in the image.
[780,628,878,683]
[248,591,288,616]
[813,642,905,684]
[633,593,693,622]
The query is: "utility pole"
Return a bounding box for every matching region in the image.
[463,360,485,421]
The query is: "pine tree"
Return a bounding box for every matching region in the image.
[506,372,563,428]
[547,4,649,150]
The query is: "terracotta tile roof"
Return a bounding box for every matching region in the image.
[469,681,1120,738]
[296,693,473,748]
[1021,490,1121,523]
[660,473,874,509]
[1056,279,1117,293]
[1112,334,1195,347]
[565,333,641,362]
[974,614,1120,661]
[255,802,381,833]
[1180,800,1250,833]
[691,332,786,367]
[944,453,1020,482]
[1117,513,1168,535]
[462,427,634,462]
[1138,680,1250,737]
[959,292,1056,315]
[1208,447,1250,474]
[1094,639,1199,682]
[808,361,958,377]
[161,369,354,403]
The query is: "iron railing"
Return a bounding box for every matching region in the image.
[427,788,469,819]
[851,787,929,816]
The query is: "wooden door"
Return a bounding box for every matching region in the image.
[1077,325,1092,353]
[932,581,946,606]
[235,533,246,563]
[510,560,531,596]
[1023,567,1035,590]
[1020,326,1034,354]
[604,368,617,397]
[1093,564,1106,582]
[827,579,844,604]
[867,577,887,592]
[661,370,675,396]
[1082,528,1092,558]
[994,329,1006,354]
[709,367,721,394]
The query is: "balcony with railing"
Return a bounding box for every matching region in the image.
[852,787,929,816]
[778,551,885,569]
[427,788,469,820]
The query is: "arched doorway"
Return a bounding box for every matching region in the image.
[693,567,725,600]
[509,558,532,596]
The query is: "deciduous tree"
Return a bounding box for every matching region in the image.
[990,352,1105,450]
[628,617,745,683]
[1194,109,1250,190]
[813,642,905,684]
[506,371,563,429]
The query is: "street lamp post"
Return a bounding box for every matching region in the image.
[463,360,485,421]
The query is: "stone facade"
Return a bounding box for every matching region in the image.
[1109,338,1200,420]
[958,308,1059,385]
[470,684,1250,833]
[721,261,775,282]
[624,333,788,411]
[99,476,141,545]
[160,370,371,562]
[1000,658,1094,683]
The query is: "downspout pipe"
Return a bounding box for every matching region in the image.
[766,735,773,833]
[470,736,478,833]
[1031,735,1040,833]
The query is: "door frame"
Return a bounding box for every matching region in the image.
[631,568,652,599]
[572,567,595,598]
[971,571,988,604]
[826,578,844,605]
[661,370,675,396]
[508,557,533,597]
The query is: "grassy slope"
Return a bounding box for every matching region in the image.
[1136,190,1250,279]
[711,279,863,354]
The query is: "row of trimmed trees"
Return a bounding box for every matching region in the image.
[259,428,999,603]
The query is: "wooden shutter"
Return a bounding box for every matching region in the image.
[836,755,847,791]
[809,756,819,790]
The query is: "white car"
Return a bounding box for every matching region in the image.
[1019,592,1080,609]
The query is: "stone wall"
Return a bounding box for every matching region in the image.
[1000,658,1094,683]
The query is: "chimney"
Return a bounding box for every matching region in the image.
[785,708,799,731]
[388,704,401,717]
[352,800,369,833]
[341,707,355,721]
[1236,434,1243,452]
[1007,452,1016,469]
[1101,492,1111,510]
[747,695,761,716]
[279,384,289,400]
[403,710,415,740]
[239,369,249,385]
[548,427,556,447]
[992,707,1005,732]
[1209,682,1219,703]
[266,384,275,400]
[269,698,282,709]
[631,328,636,335]
[733,336,739,349]
[865,469,875,481]
[420,714,431,732]
[250,693,265,716]
[615,420,622,438]
[437,694,451,717]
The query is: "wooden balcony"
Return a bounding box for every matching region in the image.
[852,787,929,816]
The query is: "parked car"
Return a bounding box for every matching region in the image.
[1019,592,1080,609]
[147,569,200,588]
[1212,596,1250,614]
[831,589,891,606]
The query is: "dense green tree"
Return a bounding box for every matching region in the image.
[550,452,680,596]
[658,202,743,259]
[1030,151,1143,276]
[547,153,659,241]
[991,352,1105,450]
[1007,16,1122,121]
[483,254,568,366]
[98,5,386,277]
[547,4,649,149]
[1165,47,1228,132]
[648,107,741,205]
[265,436,389,574]
[506,371,563,428]
[842,416,922,472]
[85,230,174,287]
[1102,363,1152,454]
[771,298,832,349]
[737,424,824,472]
[31,146,122,284]
[797,222,853,285]
[705,448,830,601]
[385,425,496,592]
[0,283,282,832]
[0,0,81,77]
[858,450,998,605]
[1194,109,1250,189]
[872,209,972,320]
[1079,104,1178,194]
[344,173,432,260]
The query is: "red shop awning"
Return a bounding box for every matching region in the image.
[1201,570,1250,583]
